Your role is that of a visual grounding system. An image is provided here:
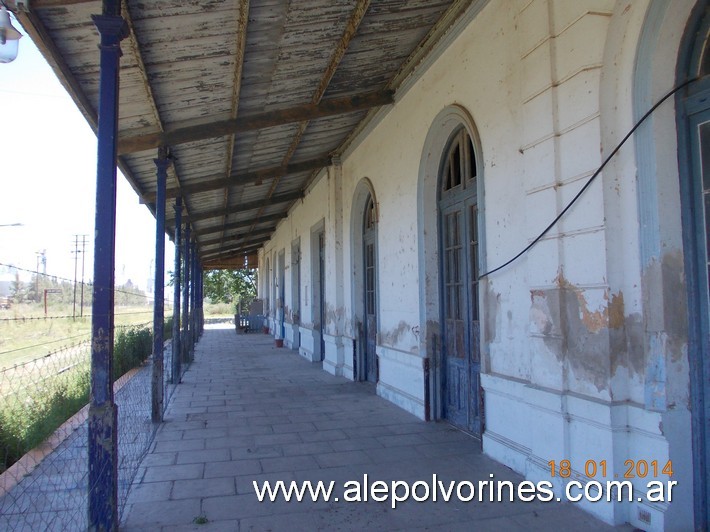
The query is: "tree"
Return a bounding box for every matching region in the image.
[10,272,26,303]
[203,269,257,310]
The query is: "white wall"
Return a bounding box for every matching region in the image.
[256,1,699,529]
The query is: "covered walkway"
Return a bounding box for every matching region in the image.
[122,323,628,531]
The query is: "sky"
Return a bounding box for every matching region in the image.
[0,25,173,293]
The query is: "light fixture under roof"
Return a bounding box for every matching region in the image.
[0,3,24,63]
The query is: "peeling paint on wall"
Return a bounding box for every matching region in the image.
[530,271,613,392]
[528,258,689,401]
[640,250,690,410]
[425,320,441,367]
[484,285,500,343]
[379,321,418,352]
[325,303,346,332]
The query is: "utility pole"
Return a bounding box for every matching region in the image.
[34,249,46,303]
[72,235,81,319]
[80,235,87,317]
[35,252,40,302]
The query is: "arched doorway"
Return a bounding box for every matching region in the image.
[264,256,270,330]
[678,6,710,527]
[350,180,379,383]
[438,126,481,435]
[362,194,378,383]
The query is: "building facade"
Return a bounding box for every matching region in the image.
[258,1,710,530]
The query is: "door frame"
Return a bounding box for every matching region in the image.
[363,193,379,383]
[417,106,486,427]
[290,238,301,349]
[676,4,710,526]
[350,178,379,382]
[437,126,482,436]
[277,249,286,340]
[310,220,326,362]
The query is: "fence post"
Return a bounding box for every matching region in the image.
[151,148,169,423]
[182,225,191,364]
[172,198,182,383]
[88,3,126,530]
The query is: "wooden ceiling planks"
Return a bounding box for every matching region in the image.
[20,0,469,264]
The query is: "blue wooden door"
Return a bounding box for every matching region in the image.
[439,127,481,436]
[318,232,325,361]
[363,195,378,383]
[687,104,710,527]
[278,252,285,340]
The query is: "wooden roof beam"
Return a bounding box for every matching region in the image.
[185,190,303,223]
[117,90,394,155]
[218,0,251,248]
[201,242,266,262]
[194,213,287,237]
[243,0,370,236]
[198,227,273,247]
[142,156,330,203]
[203,255,258,270]
[205,235,269,252]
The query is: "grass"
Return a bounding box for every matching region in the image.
[203,302,235,318]
[0,321,166,473]
[0,362,91,470]
[0,302,173,370]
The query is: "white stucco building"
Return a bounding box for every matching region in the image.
[256,1,710,530]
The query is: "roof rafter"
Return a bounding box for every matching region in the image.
[121,0,192,222]
[218,0,251,250]
[203,255,258,270]
[185,190,303,224]
[244,0,372,248]
[201,242,266,262]
[142,157,331,203]
[117,90,393,155]
[198,227,274,248]
[337,0,476,158]
[194,213,287,237]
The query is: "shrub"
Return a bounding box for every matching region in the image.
[1,323,163,472]
[112,325,153,380]
[0,362,90,473]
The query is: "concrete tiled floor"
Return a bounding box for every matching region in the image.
[122,323,631,531]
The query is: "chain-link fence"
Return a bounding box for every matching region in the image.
[0,324,180,531]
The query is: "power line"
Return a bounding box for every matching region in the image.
[0,333,89,356]
[478,77,699,279]
[0,261,173,302]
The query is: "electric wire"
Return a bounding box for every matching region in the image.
[0,311,172,322]
[0,333,89,356]
[0,261,173,302]
[0,321,152,359]
[478,77,699,280]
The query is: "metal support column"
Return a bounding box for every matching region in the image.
[197,262,203,338]
[190,243,197,351]
[171,198,182,384]
[151,148,169,423]
[182,225,191,364]
[88,4,127,530]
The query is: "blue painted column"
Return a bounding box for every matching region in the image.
[196,260,202,338]
[190,242,197,352]
[88,4,127,531]
[182,224,191,364]
[171,198,182,384]
[151,148,169,423]
[198,262,204,337]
